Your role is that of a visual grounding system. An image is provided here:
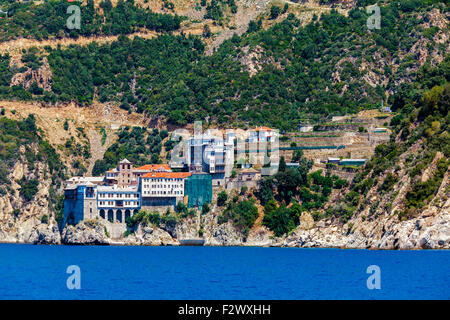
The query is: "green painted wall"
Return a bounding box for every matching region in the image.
[185,174,213,208]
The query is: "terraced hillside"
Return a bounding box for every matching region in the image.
[0,1,448,130]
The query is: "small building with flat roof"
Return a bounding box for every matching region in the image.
[339,159,367,166]
[327,158,341,164]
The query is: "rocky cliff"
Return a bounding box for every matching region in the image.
[52,186,449,249]
[0,0,448,249]
[0,118,447,249]
[0,154,62,244]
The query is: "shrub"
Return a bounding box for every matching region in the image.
[41,215,48,224]
[217,191,228,206]
[126,210,162,228]
[219,199,259,237]
[378,172,398,193]
[176,201,188,214]
[123,230,134,237]
[270,5,281,19]
[405,159,448,211]
[201,203,210,215]
[263,201,302,237]
[18,178,39,202]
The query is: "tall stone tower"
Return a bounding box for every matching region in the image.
[118,159,132,187]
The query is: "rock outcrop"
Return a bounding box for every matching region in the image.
[61,220,110,245]
[123,225,178,246]
[27,224,61,245]
[0,150,62,245]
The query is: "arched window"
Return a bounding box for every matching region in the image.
[116,210,122,223]
[107,209,114,222]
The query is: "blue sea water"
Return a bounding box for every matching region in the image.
[0,244,448,300]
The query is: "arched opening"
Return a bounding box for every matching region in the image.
[116,209,123,223]
[125,209,131,222]
[133,209,139,216]
[107,209,114,222]
[99,209,105,219]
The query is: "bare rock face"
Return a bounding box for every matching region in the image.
[285,226,346,248]
[205,221,244,246]
[282,187,450,250]
[62,221,110,245]
[124,225,177,246]
[10,57,52,91]
[299,212,315,230]
[246,226,273,246]
[27,224,61,245]
[0,155,62,245]
[174,215,201,240]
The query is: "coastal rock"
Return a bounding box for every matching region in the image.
[0,156,62,245]
[62,220,110,245]
[28,224,61,245]
[205,221,244,246]
[174,215,200,239]
[245,226,273,246]
[125,225,178,246]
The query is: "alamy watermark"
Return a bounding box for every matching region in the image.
[66,4,81,30]
[366,265,381,290]
[169,121,280,175]
[66,265,81,290]
[63,3,380,33]
[367,5,381,30]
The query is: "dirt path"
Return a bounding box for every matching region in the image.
[0,31,165,58]
[0,1,349,58]
[0,27,207,58]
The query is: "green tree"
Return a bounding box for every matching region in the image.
[270,5,281,20]
[217,191,228,206]
[279,156,286,172]
[201,202,210,215]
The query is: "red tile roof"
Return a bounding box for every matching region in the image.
[254,126,273,131]
[135,164,171,171]
[142,172,191,179]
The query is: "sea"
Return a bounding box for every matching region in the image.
[0,244,448,300]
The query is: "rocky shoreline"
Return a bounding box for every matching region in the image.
[1,204,449,249]
[1,156,448,249]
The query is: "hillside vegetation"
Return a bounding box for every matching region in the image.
[328,55,449,224]
[0,0,448,247]
[0,114,66,221]
[0,0,183,41]
[0,1,447,130]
